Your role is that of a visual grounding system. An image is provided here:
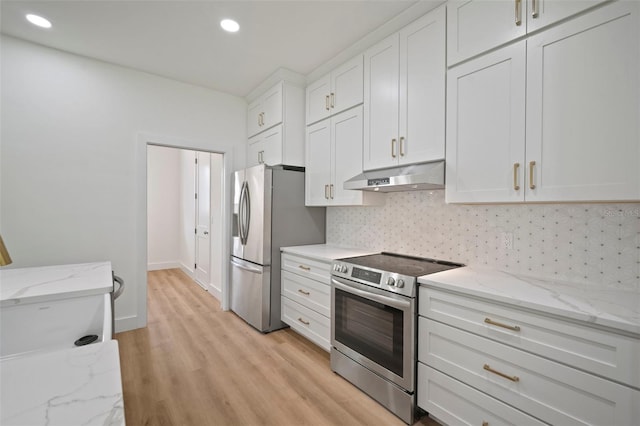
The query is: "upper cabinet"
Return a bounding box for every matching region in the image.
[446,1,640,203]
[447,0,609,66]
[248,82,283,137]
[305,106,382,206]
[306,55,364,126]
[363,5,446,171]
[246,80,305,168]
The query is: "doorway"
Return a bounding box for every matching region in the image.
[147,145,224,301]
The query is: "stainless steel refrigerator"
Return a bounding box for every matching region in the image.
[231,164,325,332]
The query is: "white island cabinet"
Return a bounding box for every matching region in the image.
[417,267,640,426]
[280,245,375,351]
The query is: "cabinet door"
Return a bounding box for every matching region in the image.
[331,54,364,115]
[247,99,262,138]
[331,106,364,205]
[446,41,526,203]
[447,0,527,66]
[363,33,400,171]
[261,82,283,131]
[398,5,446,166]
[305,119,332,206]
[306,74,331,126]
[526,0,640,201]
[261,125,283,166]
[247,134,264,168]
[526,0,609,33]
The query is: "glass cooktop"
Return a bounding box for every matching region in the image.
[340,252,463,277]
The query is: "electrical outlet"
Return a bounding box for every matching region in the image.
[501,232,514,250]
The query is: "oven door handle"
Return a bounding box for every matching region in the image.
[331,277,411,310]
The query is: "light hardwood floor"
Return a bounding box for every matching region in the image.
[116,269,440,426]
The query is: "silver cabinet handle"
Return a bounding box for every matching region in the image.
[529,160,536,190]
[532,0,539,18]
[399,136,405,157]
[330,92,335,108]
[513,163,520,190]
[391,138,397,158]
[324,184,329,199]
[483,364,520,382]
[298,289,310,295]
[298,317,310,325]
[325,95,330,111]
[485,317,521,331]
[515,0,522,26]
[330,184,334,199]
[204,231,209,235]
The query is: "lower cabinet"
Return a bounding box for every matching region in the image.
[417,287,640,426]
[280,252,332,351]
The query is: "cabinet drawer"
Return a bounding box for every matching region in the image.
[282,270,330,317]
[419,287,640,388]
[281,296,330,352]
[419,318,640,426]
[281,253,330,284]
[417,363,546,426]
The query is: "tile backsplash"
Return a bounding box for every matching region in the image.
[326,190,640,291]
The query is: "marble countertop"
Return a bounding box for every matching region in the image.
[419,267,640,335]
[281,244,377,262]
[0,340,125,426]
[0,262,113,307]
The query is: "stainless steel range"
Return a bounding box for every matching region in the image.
[330,252,463,424]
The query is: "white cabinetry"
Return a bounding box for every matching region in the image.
[246,81,305,167]
[363,5,445,171]
[417,286,640,426]
[447,0,609,66]
[280,252,332,351]
[305,106,382,206]
[446,1,640,203]
[306,55,363,126]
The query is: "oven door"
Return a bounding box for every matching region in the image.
[331,276,415,392]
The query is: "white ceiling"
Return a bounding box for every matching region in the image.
[0,0,425,97]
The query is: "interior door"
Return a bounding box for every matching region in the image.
[195,152,211,287]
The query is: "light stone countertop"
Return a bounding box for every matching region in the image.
[281,244,377,262]
[0,340,125,426]
[419,266,640,335]
[0,262,113,307]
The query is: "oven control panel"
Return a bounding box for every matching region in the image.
[331,262,415,297]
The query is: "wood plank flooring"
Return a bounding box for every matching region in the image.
[116,269,440,426]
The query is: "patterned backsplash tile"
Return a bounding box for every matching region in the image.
[326,190,640,291]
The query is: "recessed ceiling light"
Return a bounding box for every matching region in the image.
[26,14,52,29]
[220,19,239,33]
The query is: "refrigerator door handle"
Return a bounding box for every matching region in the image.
[244,182,251,242]
[231,258,262,274]
[239,181,248,245]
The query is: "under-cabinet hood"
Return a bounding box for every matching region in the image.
[343,161,445,192]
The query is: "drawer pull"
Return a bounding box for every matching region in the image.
[483,364,520,382]
[297,289,310,296]
[484,317,521,331]
[298,265,311,271]
[298,317,310,325]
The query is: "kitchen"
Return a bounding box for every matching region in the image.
[1,0,639,425]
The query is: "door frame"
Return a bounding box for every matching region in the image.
[136,133,231,330]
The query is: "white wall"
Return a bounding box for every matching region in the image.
[147,145,181,270]
[0,36,246,331]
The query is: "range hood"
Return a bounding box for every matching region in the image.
[344,161,445,192]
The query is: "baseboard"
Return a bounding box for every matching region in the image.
[179,262,194,277]
[115,315,139,333]
[207,284,222,302]
[147,261,180,271]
